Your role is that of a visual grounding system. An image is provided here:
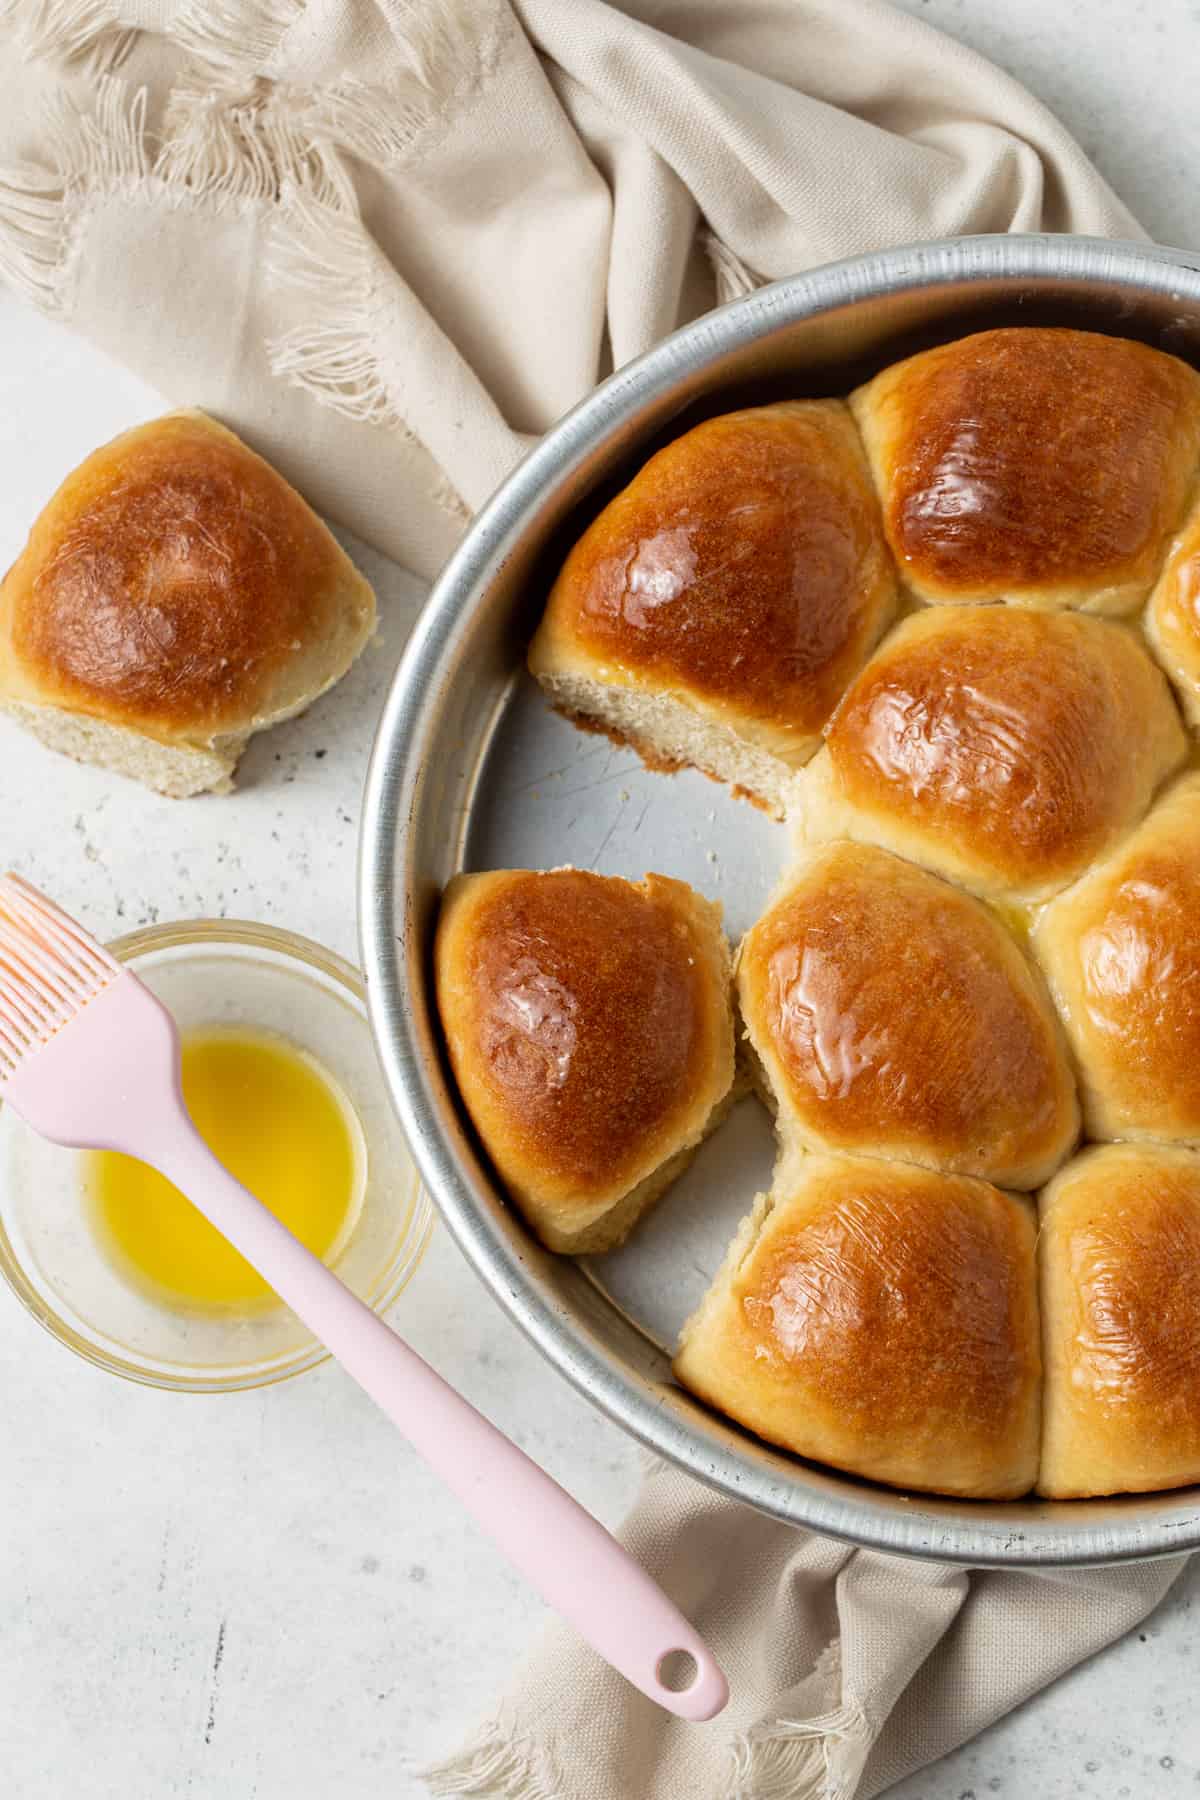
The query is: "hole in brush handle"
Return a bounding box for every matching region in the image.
[657,1648,699,1692]
[653,1642,728,1720]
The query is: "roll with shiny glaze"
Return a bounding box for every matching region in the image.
[0,410,376,796]
[737,842,1079,1189]
[674,1155,1041,1499]
[1034,772,1200,1143]
[1039,1144,1200,1498]
[851,327,1200,613]
[528,402,898,815]
[1147,483,1200,727]
[434,868,735,1253]
[798,606,1186,902]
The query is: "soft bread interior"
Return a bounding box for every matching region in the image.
[3,701,243,799]
[536,670,796,817]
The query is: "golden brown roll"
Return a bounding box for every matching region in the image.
[1039,1144,1200,1498]
[527,401,897,815]
[0,410,376,796]
[850,328,1200,613]
[434,868,735,1253]
[738,843,1078,1188]
[1146,486,1200,726]
[799,607,1186,902]
[674,1155,1041,1498]
[1033,772,1200,1143]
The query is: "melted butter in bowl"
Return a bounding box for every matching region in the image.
[0,920,431,1390]
[86,1028,366,1312]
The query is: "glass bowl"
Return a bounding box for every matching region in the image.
[0,920,433,1391]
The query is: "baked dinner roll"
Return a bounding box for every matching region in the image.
[738,843,1078,1188]
[851,328,1200,613]
[798,606,1186,903]
[0,410,376,797]
[528,402,897,816]
[1034,772,1200,1143]
[674,1155,1040,1498]
[434,868,735,1254]
[1039,1144,1200,1498]
[1146,483,1200,727]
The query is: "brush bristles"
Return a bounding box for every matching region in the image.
[0,876,119,1078]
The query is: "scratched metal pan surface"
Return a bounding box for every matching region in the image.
[360,235,1200,1565]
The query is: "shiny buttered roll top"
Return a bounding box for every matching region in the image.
[434,869,735,1255]
[1033,771,1200,1145]
[798,606,1187,903]
[850,327,1200,613]
[736,842,1079,1189]
[1039,1145,1200,1498]
[674,1156,1041,1500]
[1146,483,1200,726]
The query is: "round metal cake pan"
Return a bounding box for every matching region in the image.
[360,234,1200,1566]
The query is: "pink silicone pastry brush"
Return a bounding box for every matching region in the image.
[0,873,728,1721]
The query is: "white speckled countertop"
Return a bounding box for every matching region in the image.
[3,4,1200,1794]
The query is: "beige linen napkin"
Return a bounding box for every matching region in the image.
[0,4,1182,1795]
[424,1459,1180,1799]
[0,0,1140,580]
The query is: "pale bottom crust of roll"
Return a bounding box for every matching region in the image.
[4,700,244,799]
[553,1080,744,1256]
[533,669,805,818]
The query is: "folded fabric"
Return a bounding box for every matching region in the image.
[424,1459,1181,1800]
[0,0,1140,580]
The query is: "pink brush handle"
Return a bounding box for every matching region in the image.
[150,1115,727,1721]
